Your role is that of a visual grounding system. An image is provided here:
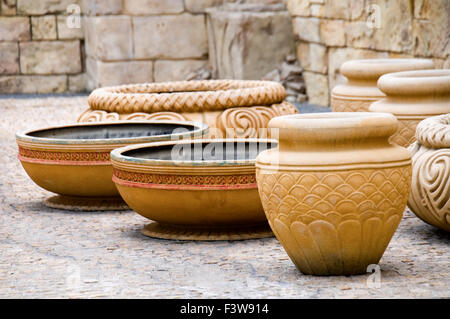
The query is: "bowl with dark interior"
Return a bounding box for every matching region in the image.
[110,138,277,240]
[16,121,208,211]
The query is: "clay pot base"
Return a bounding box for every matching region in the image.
[44,195,129,211]
[141,222,274,241]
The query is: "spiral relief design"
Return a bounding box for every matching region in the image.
[77,109,120,122]
[123,112,187,121]
[408,143,450,231]
[216,102,298,138]
[218,107,264,138]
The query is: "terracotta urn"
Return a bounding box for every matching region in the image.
[255,112,412,275]
[79,80,298,138]
[110,139,277,240]
[331,58,434,112]
[370,69,450,147]
[16,121,208,211]
[408,114,450,231]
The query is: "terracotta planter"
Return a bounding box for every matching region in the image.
[408,114,450,231]
[16,121,207,211]
[331,59,434,112]
[370,69,450,147]
[110,139,277,240]
[255,112,412,275]
[79,80,298,138]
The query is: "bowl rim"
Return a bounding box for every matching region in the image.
[15,120,208,145]
[110,138,278,167]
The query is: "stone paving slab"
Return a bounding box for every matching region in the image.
[0,95,448,298]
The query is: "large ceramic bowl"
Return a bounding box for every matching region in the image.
[79,80,298,138]
[110,138,277,240]
[16,121,208,211]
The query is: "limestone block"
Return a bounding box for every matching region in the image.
[20,41,82,75]
[0,17,30,41]
[17,0,79,15]
[345,20,377,49]
[154,60,207,82]
[31,15,57,40]
[134,14,207,59]
[292,17,320,42]
[0,42,19,74]
[296,42,327,73]
[86,59,153,89]
[412,2,449,59]
[123,0,184,15]
[311,0,350,20]
[349,0,365,20]
[57,15,84,39]
[319,19,345,47]
[303,71,329,106]
[68,73,87,92]
[81,0,122,15]
[364,0,414,53]
[285,0,310,17]
[207,6,295,79]
[1,0,17,15]
[85,16,133,61]
[185,0,223,13]
[0,75,66,93]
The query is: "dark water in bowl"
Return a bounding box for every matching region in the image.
[28,123,196,140]
[122,141,277,162]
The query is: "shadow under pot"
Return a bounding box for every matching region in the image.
[110,139,277,240]
[255,112,412,275]
[370,69,450,148]
[16,121,208,211]
[331,58,434,112]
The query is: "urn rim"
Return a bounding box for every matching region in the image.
[340,58,434,81]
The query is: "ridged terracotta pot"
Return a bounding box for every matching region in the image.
[370,69,450,147]
[16,121,208,211]
[111,139,277,240]
[80,80,298,138]
[255,112,412,275]
[408,114,450,231]
[331,58,434,112]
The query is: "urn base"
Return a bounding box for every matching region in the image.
[141,222,274,241]
[44,195,129,211]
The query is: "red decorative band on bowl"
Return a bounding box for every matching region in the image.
[18,146,111,165]
[112,168,258,190]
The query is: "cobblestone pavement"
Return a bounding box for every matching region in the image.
[0,95,448,298]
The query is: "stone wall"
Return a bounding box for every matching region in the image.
[0,0,297,94]
[84,0,288,90]
[0,0,84,93]
[286,0,450,106]
[84,0,212,90]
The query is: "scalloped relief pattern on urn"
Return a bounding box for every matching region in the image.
[256,165,412,275]
[330,96,376,113]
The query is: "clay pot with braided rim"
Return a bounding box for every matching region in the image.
[80,80,298,138]
[331,59,434,112]
[255,112,412,275]
[408,114,450,231]
[370,69,450,147]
